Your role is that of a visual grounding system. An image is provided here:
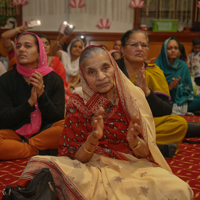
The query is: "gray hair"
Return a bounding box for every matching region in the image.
[121,29,149,47]
[80,46,110,69]
[68,38,83,54]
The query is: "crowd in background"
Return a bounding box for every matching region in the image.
[0,20,198,200]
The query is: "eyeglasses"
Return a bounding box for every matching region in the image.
[125,42,149,49]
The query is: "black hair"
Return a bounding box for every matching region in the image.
[17,33,39,53]
[192,37,200,46]
[121,29,149,47]
[179,43,187,61]
[38,34,51,45]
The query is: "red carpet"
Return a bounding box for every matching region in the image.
[166,141,200,199]
[181,115,200,122]
[0,141,200,199]
[0,115,200,199]
[0,159,29,196]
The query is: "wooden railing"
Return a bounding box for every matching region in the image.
[0,29,199,60]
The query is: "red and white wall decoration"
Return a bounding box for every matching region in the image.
[11,0,28,6]
[129,0,145,9]
[197,1,200,8]
[96,18,111,29]
[69,0,86,8]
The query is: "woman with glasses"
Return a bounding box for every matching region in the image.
[116,30,188,159]
[155,37,200,114]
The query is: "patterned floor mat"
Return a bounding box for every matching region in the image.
[0,142,199,199]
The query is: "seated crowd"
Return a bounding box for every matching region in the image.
[0,20,199,199]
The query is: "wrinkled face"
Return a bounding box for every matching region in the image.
[122,33,149,63]
[114,40,122,50]
[82,53,115,95]
[41,37,50,55]
[193,44,200,54]
[16,34,39,68]
[71,41,83,58]
[167,39,179,60]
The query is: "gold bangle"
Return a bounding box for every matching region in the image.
[87,135,99,147]
[132,140,141,150]
[16,27,22,33]
[3,43,12,49]
[83,143,93,154]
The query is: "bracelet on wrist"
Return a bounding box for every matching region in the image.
[87,135,99,147]
[56,40,62,48]
[131,140,141,150]
[3,43,12,49]
[16,27,22,33]
[83,143,94,154]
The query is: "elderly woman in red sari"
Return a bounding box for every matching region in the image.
[18,46,193,200]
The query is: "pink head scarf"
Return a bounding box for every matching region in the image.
[15,32,53,77]
[15,32,53,139]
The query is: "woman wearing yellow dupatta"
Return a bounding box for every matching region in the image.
[17,46,193,200]
[116,29,188,158]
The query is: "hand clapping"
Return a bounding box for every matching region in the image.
[126,114,142,150]
[28,71,45,107]
[30,71,45,97]
[169,76,181,90]
[134,66,151,97]
[91,107,104,140]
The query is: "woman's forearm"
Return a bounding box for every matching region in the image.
[1,26,24,39]
[73,136,99,163]
[132,138,150,158]
[52,33,68,57]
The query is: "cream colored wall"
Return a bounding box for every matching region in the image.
[22,0,134,33]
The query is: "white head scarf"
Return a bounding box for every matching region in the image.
[60,38,84,82]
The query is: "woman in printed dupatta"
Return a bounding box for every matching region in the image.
[0,32,65,160]
[18,46,193,200]
[155,36,200,114]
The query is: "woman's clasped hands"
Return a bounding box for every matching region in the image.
[134,66,151,97]
[28,71,45,106]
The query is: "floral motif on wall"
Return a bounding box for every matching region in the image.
[129,0,145,9]
[96,18,111,29]
[69,0,86,8]
[11,0,28,6]
[197,1,200,8]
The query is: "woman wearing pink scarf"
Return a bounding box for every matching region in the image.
[0,32,65,160]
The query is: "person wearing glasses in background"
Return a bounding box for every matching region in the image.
[116,29,188,159]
